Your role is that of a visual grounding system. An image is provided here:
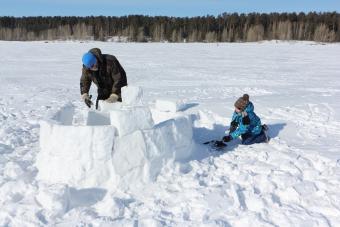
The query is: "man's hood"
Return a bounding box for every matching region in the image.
[89,48,103,64]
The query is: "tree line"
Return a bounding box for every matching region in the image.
[0,12,339,42]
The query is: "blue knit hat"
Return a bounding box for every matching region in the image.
[82,52,97,69]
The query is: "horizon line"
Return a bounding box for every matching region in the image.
[1,11,339,18]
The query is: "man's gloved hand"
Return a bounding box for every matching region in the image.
[81,93,93,108]
[222,135,232,143]
[105,93,119,103]
[229,120,238,133]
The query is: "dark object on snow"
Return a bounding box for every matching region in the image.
[95,98,99,110]
[208,140,227,151]
[80,48,127,101]
[222,135,232,143]
[262,124,269,131]
[213,140,227,148]
[203,140,213,145]
[203,140,227,148]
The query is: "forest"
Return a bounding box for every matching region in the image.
[0,12,339,42]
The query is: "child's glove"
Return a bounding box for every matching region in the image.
[229,120,238,133]
[222,135,232,142]
[242,116,250,125]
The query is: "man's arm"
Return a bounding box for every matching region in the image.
[80,68,92,95]
[110,57,127,96]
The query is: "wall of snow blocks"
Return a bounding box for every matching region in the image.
[37,89,194,190]
[112,116,193,188]
[37,121,117,188]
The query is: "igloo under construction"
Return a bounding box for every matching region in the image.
[36,86,194,190]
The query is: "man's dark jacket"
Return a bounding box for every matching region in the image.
[80,48,127,100]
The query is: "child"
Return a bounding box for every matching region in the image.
[222,94,268,145]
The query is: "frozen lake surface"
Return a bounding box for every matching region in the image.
[0,41,340,226]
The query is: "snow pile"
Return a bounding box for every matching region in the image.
[36,184,70,218]
[36,86,194,190]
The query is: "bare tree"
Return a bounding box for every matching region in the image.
[314,24,336,42]
[246,25,264,42]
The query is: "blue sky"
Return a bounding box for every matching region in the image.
[1,0,340,17]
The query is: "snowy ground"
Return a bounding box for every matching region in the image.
[0,41,340,226]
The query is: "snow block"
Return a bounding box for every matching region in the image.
[112,116,193,188]
[110,106,154,137]
[51,103,75,125]
[155,99,186,113]
[169,116,193,160]
[98,86,143,111]
[36,121,117,188]
[153,116,193,161]
[97,100,123,112]
[86,110,110,126]
[112,130,150,187]
[121,86,144,106]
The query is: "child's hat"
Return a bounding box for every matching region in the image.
[234,94,249,111]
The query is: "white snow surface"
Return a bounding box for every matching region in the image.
[0,41,340,226]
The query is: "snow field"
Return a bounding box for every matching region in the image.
[129,142,340,226]
[0,41,340,226]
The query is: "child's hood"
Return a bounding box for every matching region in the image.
[245,102,254,113]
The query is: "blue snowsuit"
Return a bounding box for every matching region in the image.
[229,102,267,145]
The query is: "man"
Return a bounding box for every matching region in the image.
[80,48,127,108]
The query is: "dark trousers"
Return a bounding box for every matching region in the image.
[241,130,267,145]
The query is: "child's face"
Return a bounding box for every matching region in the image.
[235,107,241,113]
